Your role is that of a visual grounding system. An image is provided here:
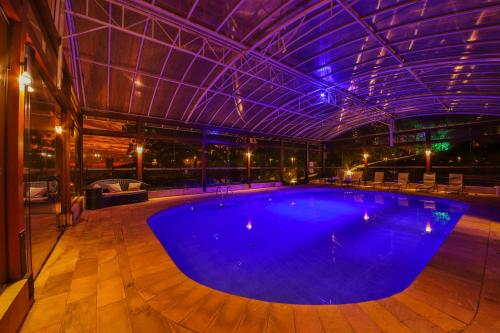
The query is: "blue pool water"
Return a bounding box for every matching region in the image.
[148,187,467,305]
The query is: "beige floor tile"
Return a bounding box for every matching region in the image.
[21,293,68,332]
[340,304,382,333]
[359,301,412,333]
[73,257,99,279]
[204,297,248,333]
[293,306,323,333]
[61,295,97,333]
[21,191,500,333]
[97,258,122,281]
[39,272,73,299]
[180,293,227,332]
[97,276,126,308]
[96,300,132,333]
[267,303,295,333]
[316,306,353,333]
[68,275,97,303]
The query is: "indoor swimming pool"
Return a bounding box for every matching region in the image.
[148,187,467,305]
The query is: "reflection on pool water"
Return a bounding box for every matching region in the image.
[148,187,467,305]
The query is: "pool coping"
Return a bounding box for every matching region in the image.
[21,185,500,332]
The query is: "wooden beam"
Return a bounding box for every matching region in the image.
[5,20,26,280]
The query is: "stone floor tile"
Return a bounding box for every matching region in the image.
[96,300,132,333]
[61,295,97,333]
[97,276,126,308]
[68,275,98,303]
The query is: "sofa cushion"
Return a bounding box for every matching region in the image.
[29,196,48,203]
[29,187,47,198]
[102,189,146,197]
[106,183,122,193]
[128,182,142,191]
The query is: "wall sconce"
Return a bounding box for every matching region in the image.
[136,144,143,154]
[55,125,63,134]
[246,151,252,158]
[19,71,32,88]
[363,153,369,160]
[425,149,432,157]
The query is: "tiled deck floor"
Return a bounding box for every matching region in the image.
[21,188,500,332]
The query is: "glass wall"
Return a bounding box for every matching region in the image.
[24,65,63,276]
[82,119,322,189]
[206,144,247,185]
[284,146,306,184]
[328,118,500,186]
[251,146,281,183]
[308,147,322,181]
[83,135,137,185]
[143,139,202,188]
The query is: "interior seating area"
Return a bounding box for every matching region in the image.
[85,179,149,209]
[1,1,499,333]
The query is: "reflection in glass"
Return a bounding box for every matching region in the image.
[24,66,63,276]
[83,135,137,184]
[143,139,201,189]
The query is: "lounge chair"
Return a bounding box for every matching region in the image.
[351,171,363,186]
[416,173,436,192]
[371,172,384,187]
[389,173,409,190]
[447,173,463,194]
[326,170,344,184]
[342,171,362,187]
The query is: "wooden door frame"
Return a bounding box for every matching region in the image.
[0,5,9,288]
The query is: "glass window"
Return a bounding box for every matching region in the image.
[83,135,137,185]
[206,144,247,185]
[143,139,202,189]
[250,146,280,183]
[284,148,306,184]
[24,64,63,276]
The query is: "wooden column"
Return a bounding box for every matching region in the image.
[321,144,326,178]
[425,130,431,174]
[59,111,71,226]
[136,146,143,181]
[5,21,27,280]
[388,118,395,147]
[279,139,284,183]
[305,143,309,184]
[201,128,206,192]
[136,122,143,181]
[246,137,251,188]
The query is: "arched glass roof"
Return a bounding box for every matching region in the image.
[64,0,500,140]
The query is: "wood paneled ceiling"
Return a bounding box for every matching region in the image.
[64,0,500,140]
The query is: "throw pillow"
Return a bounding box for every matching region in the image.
[29,187,47,198]
[128,182,142,191]
[107,183,122,193]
